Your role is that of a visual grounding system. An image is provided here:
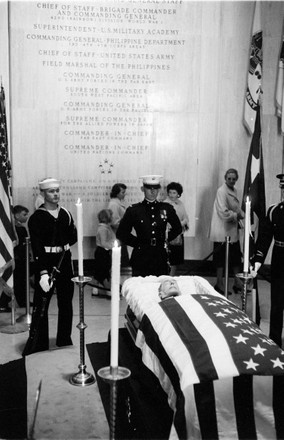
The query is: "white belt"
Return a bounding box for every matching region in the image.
[275,240,284,248]
[44,244,70,253]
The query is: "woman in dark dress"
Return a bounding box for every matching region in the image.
[164,182,189,276]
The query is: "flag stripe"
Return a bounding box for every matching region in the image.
[233,375,257,439]
[0,199,14,241]
[273,376,284,439]
[1,264,13,282]
[194,381,219,439]
[139,314,187,440]
[160,298,218,382]
[0,236,13,263]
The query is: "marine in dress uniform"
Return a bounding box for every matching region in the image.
[116,175,182,277]
[22,178,77,356]
[253,174,284,347]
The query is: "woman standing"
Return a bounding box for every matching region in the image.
[108,183,129,267]
[165,182,189,276]
[108,183,127,232]
[209,168,244,295]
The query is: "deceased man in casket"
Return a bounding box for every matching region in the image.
[158,277,181,300]
[122,275,284,440]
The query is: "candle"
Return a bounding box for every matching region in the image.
[76,198,84,277]
[243,196,251,273]
[110,240,121,369]
[251,289,256,322]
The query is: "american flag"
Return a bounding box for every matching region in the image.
[0,85,15,286]
[244,2,262,135]
[139,294,284,439]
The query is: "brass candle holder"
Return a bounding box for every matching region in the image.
[98,366,131,440]
[236,272,253,313]
[69,276,95,387]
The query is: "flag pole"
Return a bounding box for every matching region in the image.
[282,136,284,174]
[7,0,13,173]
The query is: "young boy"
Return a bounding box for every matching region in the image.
[13,205,29,307]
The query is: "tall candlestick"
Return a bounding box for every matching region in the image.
[251,289,256,322]
[110,240,121,369]
[76,198,84,277]
[243,196,251,273]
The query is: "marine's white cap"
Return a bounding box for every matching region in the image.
[140,175,163,188]
[39,178,61,190]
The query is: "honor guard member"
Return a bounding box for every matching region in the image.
[22,178,77,356]
[116,175,182,277]
[252,173,284,347]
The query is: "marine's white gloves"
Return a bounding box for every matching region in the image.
[250,262,261,278]
[39,274,52,292]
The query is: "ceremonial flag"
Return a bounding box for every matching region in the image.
[276,23,284,134]
[243,104,266,231]
[244,1,262,135]
[0,85,15,287]
[242,104,266,325]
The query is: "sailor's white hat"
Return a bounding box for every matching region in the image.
[39,178,61,190]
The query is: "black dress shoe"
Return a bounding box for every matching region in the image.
[0,306,11,313]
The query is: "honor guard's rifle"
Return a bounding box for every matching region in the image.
[22,251,66,357]
[38,249,66,318]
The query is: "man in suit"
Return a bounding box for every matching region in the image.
[117,175,182,277]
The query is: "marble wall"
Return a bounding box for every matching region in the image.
[1,1,284,262]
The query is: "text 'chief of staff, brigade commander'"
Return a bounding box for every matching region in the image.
[22,178,77,356]
[116,175,182,277]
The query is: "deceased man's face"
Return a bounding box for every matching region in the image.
[159,278,181,300]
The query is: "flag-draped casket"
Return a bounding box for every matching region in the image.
[122,276,284,439]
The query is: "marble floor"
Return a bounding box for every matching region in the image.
[0,270,277,440]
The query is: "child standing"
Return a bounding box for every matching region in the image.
[13,205,30,307]
[93,209,116,297]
